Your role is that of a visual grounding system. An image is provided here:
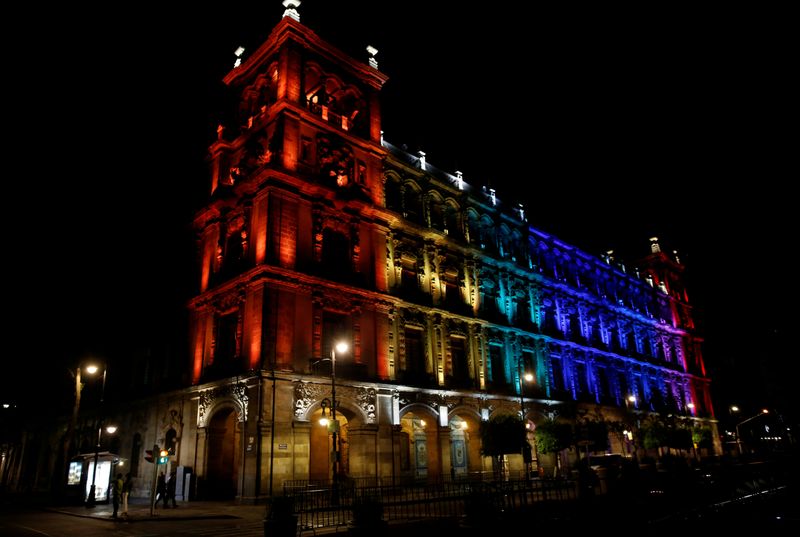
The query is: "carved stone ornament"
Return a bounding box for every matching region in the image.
[197,382,249,428]
[294,381,325,419]
[161,408,183,431]
[355,387,377,423]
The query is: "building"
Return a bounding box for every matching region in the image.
[14,3,717,502]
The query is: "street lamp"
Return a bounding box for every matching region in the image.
[62,363,103,495]
[316,341,348,501]
[85,364,108,508]
[518,359,534,479]
[735,408,769,456]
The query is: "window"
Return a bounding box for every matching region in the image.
[429,199,445,231]
[596,368,613,404]
[222,230,245,276]
[404,327,426,375]
[521,350,535,375]
[356,160,366,185]
[403,186,423,225]
[321,228,351,280]
[322,311,349,361]
[165,428,178,456]
[551,357,565,393]
[443,279,461,309]
[449,336,470,387]
[445,204,462,239]
[400,259,418,293]
[489,344,506,387]
[216,311,238,361]
[466,213,480,245]
[385,178,402,212]
[300,136,312,163]
[575,362,590,398]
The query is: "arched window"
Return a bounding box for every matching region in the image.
[444,201,462,240]
[403,183,424,225]
[480,216,496,254]
[222,229,245,276]
[498,224,511,259]
[510,230,523,263]
[384,175,402,212]
[165,428,178,456]
[428,192,445,231]
[466,210,480,246]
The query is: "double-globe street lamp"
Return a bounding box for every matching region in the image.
[317,341,348,501]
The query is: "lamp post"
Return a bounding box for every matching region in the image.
[735,408,768,456]
[85,364,108,508]
[317,341,348,502]
[518,359,534,479]
[63,363,105,494]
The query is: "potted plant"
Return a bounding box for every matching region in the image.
[264,495,297,537]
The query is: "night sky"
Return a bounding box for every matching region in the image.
[3,2,795,423]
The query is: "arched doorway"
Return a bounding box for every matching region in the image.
[205,407,239,499]
[309,407,350,481]
[448,414,481,477]
[399,409,439,480]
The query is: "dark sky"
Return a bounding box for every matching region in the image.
[3,2,795,422]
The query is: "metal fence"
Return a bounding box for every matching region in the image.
[284,477,577,533]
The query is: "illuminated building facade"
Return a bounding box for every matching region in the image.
[91,5,716,501]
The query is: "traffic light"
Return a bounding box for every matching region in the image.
[159,449,169,464]
[144,450,155,463]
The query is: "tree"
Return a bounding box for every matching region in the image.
[691,426,714,450]
[534,418,572,454]
[641,420,669,451]
[534,418,573,474]
[479,414,527,478]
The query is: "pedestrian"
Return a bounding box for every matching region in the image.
[161,471,170,508]
[111,472,123,518]
[121,472,133,517]
[167,470,178,508]
[156,472,166,507]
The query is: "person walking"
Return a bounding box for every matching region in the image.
[166,470,178,508]
[161,471,170,508]
[111,473,123,519]
[121,472,133,517]
[156,472,166,508]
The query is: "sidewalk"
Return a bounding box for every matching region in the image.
[45,498,460,534]
[47,497,266,523]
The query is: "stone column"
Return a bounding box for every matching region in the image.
[347,425,379,479]
[438,426,453,480]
